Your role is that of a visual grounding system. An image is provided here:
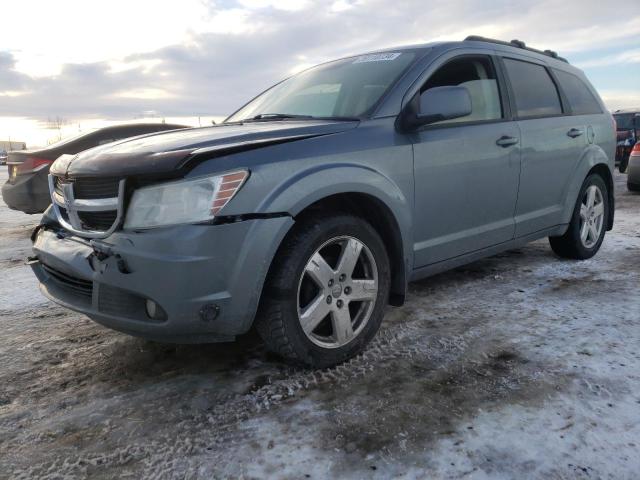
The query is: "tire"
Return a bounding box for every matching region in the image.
[619,157,628,173]
[256,213,391,368]
[549,174,609,260]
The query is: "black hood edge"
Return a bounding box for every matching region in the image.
[178,132,331,171]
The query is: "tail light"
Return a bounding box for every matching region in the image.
[8,156,51,176]
[632,143,640,153]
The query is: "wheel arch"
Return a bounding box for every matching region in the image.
[292,192,408,306]
[257,164,413,307]
[562,146,615,231]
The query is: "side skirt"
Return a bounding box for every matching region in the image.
[409,224,567,282]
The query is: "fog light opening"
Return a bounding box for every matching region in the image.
[199,304,220,322]
[145,299,166,321]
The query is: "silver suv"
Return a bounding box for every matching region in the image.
[30,36,615,367]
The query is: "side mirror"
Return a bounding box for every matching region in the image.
[397,85,472,132]
[417,86,472,125]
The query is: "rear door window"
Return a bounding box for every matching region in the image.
[554,70,602,115]
[503,58,562,118]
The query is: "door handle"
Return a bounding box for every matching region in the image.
[496,135,519,147]
[567,128,584,138]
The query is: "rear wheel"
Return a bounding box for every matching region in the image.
[549,174,608,260]
[256,213,390,368]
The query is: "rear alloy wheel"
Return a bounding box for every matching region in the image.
[257,214,390,368]
[549,174,608,260]
[578,185,605,249]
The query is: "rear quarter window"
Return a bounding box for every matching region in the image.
[554,70,602,115]
[503,58,562,118]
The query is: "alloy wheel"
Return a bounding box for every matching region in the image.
[297,236,378,349]
[579,184,604,249]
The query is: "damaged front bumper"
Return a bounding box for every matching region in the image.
[30,215,293,343]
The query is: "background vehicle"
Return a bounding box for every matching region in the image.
[613,109,639,173]
[627,142,640,191]
[2,123,188,214]
[29,37,615,368]
[0,150,7,166]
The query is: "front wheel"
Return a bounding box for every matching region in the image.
[549,174,609,260]
[256,214,390,368]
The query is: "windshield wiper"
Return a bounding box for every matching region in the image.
[245,113,315,122]
[225,113,361,124]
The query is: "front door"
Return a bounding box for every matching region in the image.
[412,54,521,268]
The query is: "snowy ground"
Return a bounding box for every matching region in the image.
[0,169,639,480]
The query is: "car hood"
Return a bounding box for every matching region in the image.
[52,120,358,177]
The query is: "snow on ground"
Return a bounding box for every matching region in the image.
[0,169,639,479]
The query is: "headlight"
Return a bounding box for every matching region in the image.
[124,170,248,229]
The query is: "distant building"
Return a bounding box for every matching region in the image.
[0,140,27,152]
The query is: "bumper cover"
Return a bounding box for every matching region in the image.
[628,154,640,189]
[31,216,293,343]
[1,168,51,214]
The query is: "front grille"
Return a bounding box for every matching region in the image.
[54,177,65,197]
[41,262,93,298]
[78,211,118,230]
[73,177,120,199]
[54,176,120,199]
[52,175,122,236]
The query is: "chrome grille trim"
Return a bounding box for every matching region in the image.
[48,174,126,239]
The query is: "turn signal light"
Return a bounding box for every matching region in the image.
[211,170,249,215]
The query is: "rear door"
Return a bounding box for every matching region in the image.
[501,56,587,236]
[412,53,521,267]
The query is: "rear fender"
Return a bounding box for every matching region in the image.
[561,145,614,230]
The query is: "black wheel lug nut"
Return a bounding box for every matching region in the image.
[328,279,334,287]
[336,299,343,308]
[339,274,346,282]
[326,296,332,304]
[344,286,351,295]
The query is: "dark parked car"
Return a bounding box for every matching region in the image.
[2,123,188,213]
[29,37,614,367]
[627,142,640,191]
[0,150,7,166]
[613,109,639,173]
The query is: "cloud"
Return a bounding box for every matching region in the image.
[599,90,640,111]
[576,49,640,68]
[1,0,639,120]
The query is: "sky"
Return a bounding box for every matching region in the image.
[1,0,639,147]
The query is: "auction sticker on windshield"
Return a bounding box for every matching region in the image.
[353,52,402,63]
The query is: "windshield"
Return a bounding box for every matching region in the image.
[614,113,637,130]
[226,51,418,122]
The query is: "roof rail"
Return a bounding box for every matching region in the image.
[464,35,569,63]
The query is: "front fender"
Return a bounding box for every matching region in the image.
[561,145,614,227]
[260,163,409,215]
[256,161,414,282]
